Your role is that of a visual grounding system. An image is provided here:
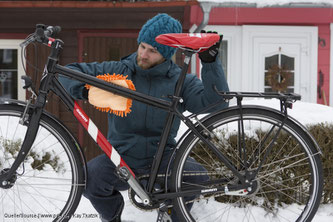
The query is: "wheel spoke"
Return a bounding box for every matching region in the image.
[172,109,322,222]
[0,107,83,221]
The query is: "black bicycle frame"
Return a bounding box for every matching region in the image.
[1,36,282,202]
[0,38,244,205]
[52,53,245,193]
[41,39,248,197]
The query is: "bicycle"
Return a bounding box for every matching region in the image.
[0,24,323,222]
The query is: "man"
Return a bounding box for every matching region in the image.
[59,13,229,222]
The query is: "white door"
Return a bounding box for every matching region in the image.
[242,26,318,102]
[0,39,25,101]
[194,25,317,102]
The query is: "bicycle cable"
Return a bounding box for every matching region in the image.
[20,36,43,90]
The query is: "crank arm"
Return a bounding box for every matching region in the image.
[117,166,152,206]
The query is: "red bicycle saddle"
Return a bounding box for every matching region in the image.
[155,33,220,52]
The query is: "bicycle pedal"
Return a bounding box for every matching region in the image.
[156,203,172,222]
[156,210,172,222]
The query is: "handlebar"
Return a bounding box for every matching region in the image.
[20,24,61,47]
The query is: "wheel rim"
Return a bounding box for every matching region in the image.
[0,110,81,221]
[174,113,321,222]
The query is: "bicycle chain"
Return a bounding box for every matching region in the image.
[128,173,165,212]
[128,172,228,212]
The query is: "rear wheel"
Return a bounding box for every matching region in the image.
[0,104,85,221]
[171,107,323,222]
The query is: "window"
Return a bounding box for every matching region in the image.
[218,40,228,79]
[0,39,25,101]
[264,53,295,93]
[0,49,18,99]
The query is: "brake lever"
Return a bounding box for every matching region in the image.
[19,34,37,48]
[19,24,45,48]
[21,75,37,97]
[20,24,62,48]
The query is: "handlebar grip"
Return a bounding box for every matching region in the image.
[20,24,62,48]
[44,26,61,38]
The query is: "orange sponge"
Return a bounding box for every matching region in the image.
[85,73,136,117]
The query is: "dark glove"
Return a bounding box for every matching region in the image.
[198,30,223,63]
[82,87,89,100]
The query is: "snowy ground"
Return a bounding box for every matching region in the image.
[73,99,333,221]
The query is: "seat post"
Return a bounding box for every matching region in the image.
[174,50,194,97]
[147,50,194,193]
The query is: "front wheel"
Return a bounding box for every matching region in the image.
[171,107,323,222]
[0,104,85,221]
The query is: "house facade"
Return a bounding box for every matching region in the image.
[0,0,195,159]
[190,1,333,105]
[1,0,333,159]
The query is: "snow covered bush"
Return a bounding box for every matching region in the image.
[308,123,333,204]
[191,122,333,213]
[0,137,64,173]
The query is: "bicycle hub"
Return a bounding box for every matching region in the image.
[0,168,17,189]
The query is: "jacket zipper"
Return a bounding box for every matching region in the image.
[144,75,152,163]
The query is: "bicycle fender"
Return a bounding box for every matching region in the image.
[0,98,88,183]
[0,98,28,106]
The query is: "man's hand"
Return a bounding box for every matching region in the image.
[198,30,223,63]
[82,87,89,100]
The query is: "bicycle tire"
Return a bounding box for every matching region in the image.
[171,106,323,222]
[0,103,86,222]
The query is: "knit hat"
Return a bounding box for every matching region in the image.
[137,13,182,59]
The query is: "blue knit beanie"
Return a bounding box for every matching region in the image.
[137,13,182,60]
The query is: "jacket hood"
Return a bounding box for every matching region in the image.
[121,52,181,78]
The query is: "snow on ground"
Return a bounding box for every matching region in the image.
[74,99,333,221]
[242,98,333,125]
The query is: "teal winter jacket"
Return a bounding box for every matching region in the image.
[59,52,229,169]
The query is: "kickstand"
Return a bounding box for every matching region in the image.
[156,202,172,222]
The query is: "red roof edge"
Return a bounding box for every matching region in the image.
[0,0,198,8]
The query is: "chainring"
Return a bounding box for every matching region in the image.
[128,174,167,211]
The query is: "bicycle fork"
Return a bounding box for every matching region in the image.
[0,90,45,187]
